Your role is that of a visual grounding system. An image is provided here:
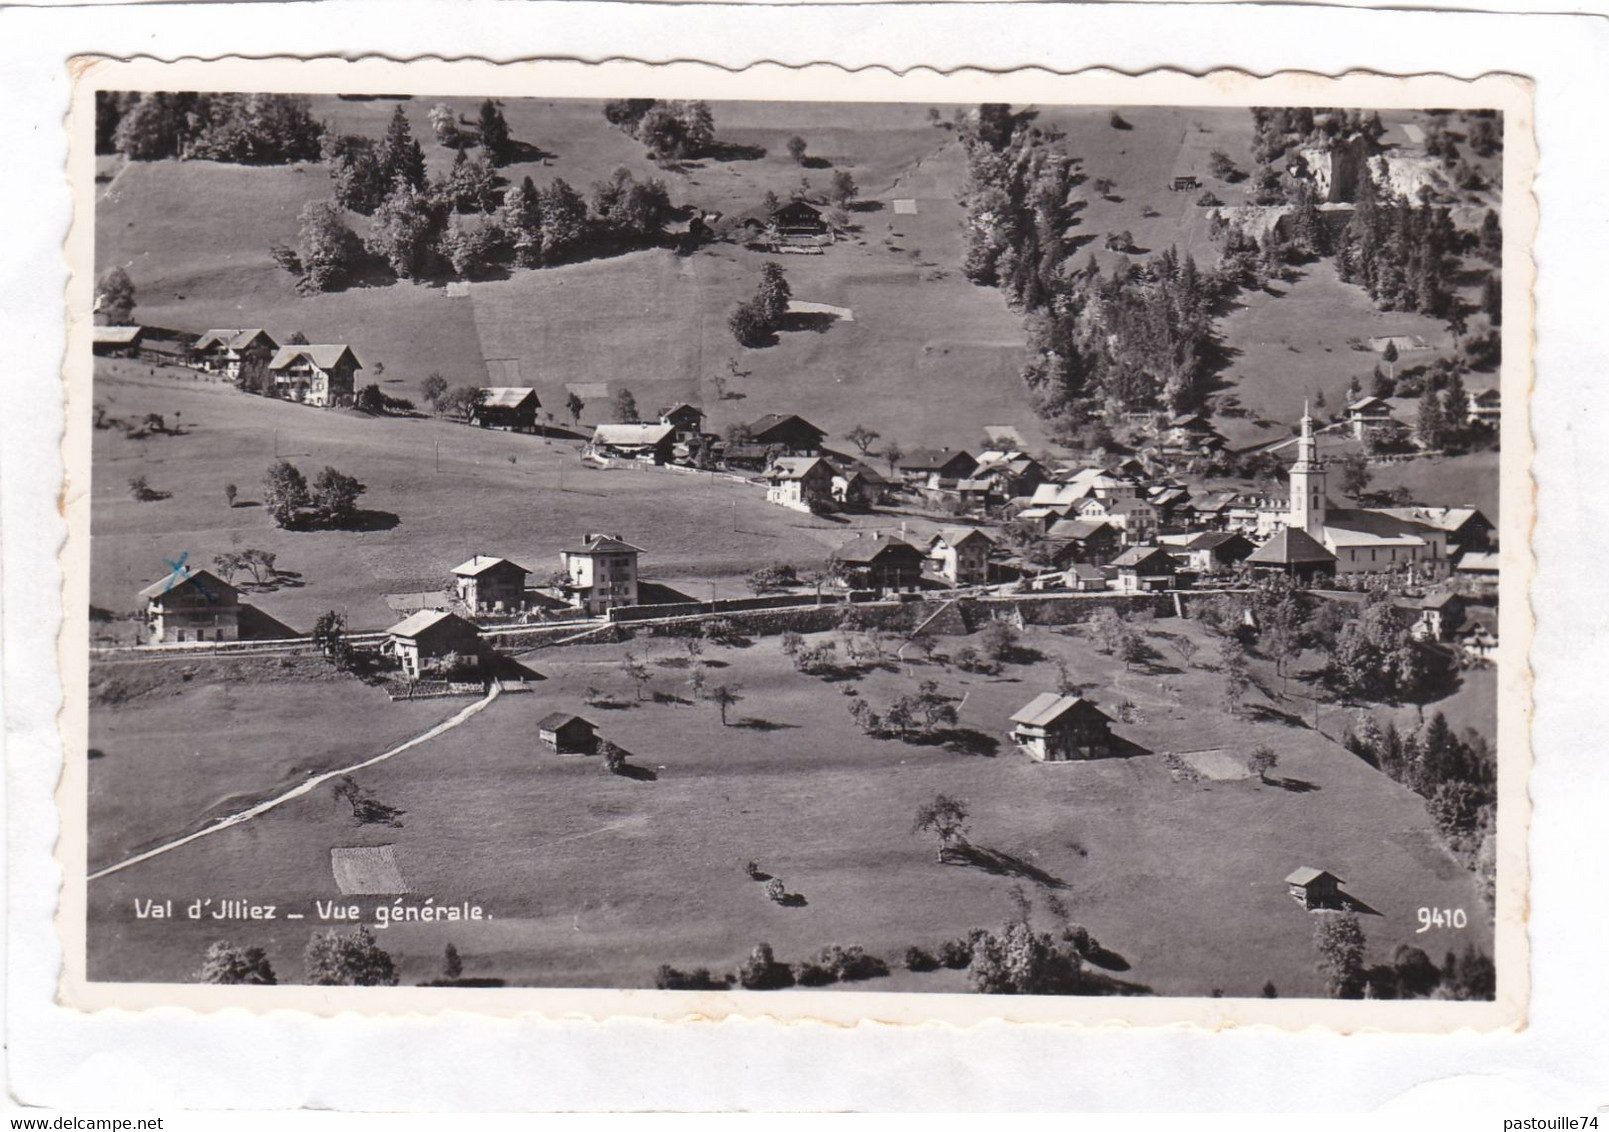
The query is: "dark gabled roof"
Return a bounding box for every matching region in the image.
[137,567,236,601]
[1248,528,1337,565]
[835,533,923,564]
[477,387,540,409]
[538,712,594,732]
[746,413,826,441]
[452,555,530,577]
[1046,518,1112,541]
[1111,545,1176,570]
[1010,692,1113,728]
[897,447,975,473]
[930,526,996,549]
[268,344,359,371]
[1285,867,1343,887]
[195,328,275,352]
[1186,531,1253,554]
[386,609,479,640]
[771,199,824,222]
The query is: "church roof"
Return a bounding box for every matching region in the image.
[1248,528,1337,565]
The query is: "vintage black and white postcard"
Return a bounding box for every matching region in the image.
[58,58,1534,1029]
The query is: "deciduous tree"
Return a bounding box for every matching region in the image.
[304,925,399,986]
[196,942,277,985]
[262,460,309,528]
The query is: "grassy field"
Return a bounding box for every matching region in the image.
[87,618,1491,995]
[1370,450,1502,520]
[97,98,1044,451]
[92,359,972,632]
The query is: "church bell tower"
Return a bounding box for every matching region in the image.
[1289,404,1328,533]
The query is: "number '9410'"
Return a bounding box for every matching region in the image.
[1416,907,1468,932]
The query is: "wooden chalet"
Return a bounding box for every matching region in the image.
[194,329,278,379]
[764,456,835,513]
[1180,531,1255,574]
[1111,545,1178,592]
[472,387,541,431]
[451,556,530,613]
[267,344,361,407]
[1009,693,1116,762]
[1346,395,1396,440]
[1045,518,1121,566]
[835,533,926,594]
[769,199,828,238]
[745,413,827,456]
[588,423,677,464]
[657,403,706,441]
[927,527,996,586]
[830,461,890,510]
[138,567,240,645]
[385,610,482,680]
[896,447,977,488]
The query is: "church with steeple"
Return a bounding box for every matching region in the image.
[1265,404,1452,577]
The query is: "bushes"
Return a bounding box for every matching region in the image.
[904,946,940,972]
[655,965,734,991]
[738,943,795,990]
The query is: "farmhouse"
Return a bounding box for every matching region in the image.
[970,450,1048,499]
[138,567,240,645]
[657,403,706,441]
[92,325,145,357]
[1009,693,1115,762]
[560,533,643,615]
[1111,545,1178,593]
[769,199,828,238]
[1179,531,1255,574]
[830,461,890,510]
[537,713,598,755]
[746,413,827,456]
[385,610,482,681]
[896,447,977,489]
[1045,518,1121,566]
[193,328,277,379]
[588,423,677,464]
[1373,507,1493,555]
[927,527,996,586]
[835,533,926,594]
[763,456,835,513]
[1285,867,1345,910]
[471,387,541,431]
[1156,413,1228,462]
[451,556,530,613]
[719,442,776,473]
[267,344,361,408]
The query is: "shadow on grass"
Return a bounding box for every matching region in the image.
[731,717,797,732]
[1266,774,1320,793]
[1246,702,1309,728]
[779,310,840,334]
[614,763,659,782]
[946,843,1068,889]
[936,728,1000,757]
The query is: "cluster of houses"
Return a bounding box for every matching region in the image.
[94,324,364,409]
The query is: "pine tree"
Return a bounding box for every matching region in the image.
[377,105,427,193]
[1416,386,1445,451]
[477,98,511,164]
[538,178,589,264]
[755,263,792,328]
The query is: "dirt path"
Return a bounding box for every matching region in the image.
[87,684,501,882]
